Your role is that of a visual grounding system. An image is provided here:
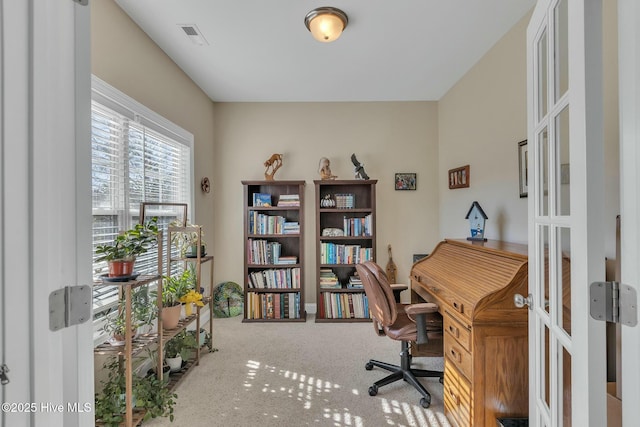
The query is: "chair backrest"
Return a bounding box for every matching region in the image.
[355,261,398,327]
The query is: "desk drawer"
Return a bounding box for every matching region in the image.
[444,361,472,427]
[445,335,472,381]
[444,312,471,352]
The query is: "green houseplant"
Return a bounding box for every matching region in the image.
[164,330,198,372]
[153,268,196,329]
[103,287,157,345]
[95,216,159,277]
[94,358,177,426]
[169,220,206,258]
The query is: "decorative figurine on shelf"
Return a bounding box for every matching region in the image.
[318,157,338,180]
[351,153,369,180]
[465,201,488,241]
[264,153,283,180]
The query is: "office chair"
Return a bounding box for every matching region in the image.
[356,261,444,408]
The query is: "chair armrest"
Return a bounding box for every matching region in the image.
[405,302,438,316]
[405,302,439,345]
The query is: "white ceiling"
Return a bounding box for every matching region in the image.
[114,0,535,102]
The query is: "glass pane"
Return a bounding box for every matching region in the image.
[538,128,549,216]
[561,346,572,427]
[537,30,548,121]
[554,0,569,101]
[540,225,550,314]
[542,324,550,409]
[557,227,572,336]
[556,106,571,215]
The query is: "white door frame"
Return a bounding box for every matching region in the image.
[618,0,640,423]
[1,1,92,426]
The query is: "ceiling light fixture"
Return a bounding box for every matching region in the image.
[304,7,348,43]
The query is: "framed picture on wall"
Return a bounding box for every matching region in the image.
[448,165,470,189]
[395,173,416,190]
[518,140,528,198]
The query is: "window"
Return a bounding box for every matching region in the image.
[91,76,194,326]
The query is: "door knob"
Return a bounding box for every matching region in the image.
[514,293,533,310]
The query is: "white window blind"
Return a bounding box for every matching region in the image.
[91,77,194,325]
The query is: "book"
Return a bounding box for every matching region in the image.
[253,193,272,207]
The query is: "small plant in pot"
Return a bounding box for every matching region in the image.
[95,216,159,277]
[164,330,198,373]
[169,220,207,258]
[103,288,157,345]
[95,358,177,426]
[154,269,194,330]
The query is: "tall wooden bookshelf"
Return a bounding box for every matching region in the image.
[314,180,377,322]
[242,180,306,322]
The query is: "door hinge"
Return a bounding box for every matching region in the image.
[73,0,88,5]
[49,285,91,331]
[0,364,9,385]
[590,281,638,326]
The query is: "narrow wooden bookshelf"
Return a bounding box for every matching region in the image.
[314,180,377,322]
[242,180,306,322]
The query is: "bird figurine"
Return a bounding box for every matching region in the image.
[351,153,369,180]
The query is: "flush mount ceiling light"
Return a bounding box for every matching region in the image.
[304,7,348,43]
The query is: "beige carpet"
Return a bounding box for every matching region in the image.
[144,314,451,427]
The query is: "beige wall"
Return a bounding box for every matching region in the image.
[438,13,530,244]
[91,0,215,239]
[438,6,619,261]
[212,102,440,304]
[92,0,620,303]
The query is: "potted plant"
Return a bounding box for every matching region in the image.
[164,330,198,372]
[103,288,157,345]
[155,268,195,329]
[169,220,206,258]
[95,216,159,277]
[95,358,177,426]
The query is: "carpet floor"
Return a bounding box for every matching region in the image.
[143,314,451,427]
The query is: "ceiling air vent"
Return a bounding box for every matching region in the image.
[178,24,209,46]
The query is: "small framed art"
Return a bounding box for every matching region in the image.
[395,173,416,190]
[448,165,470,189]
[518,140,528,198]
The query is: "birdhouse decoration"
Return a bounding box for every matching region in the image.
[465,201,488,241]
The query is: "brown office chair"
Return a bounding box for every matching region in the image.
[356,261,443,408]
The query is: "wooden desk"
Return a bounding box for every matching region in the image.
[410,239,529,427]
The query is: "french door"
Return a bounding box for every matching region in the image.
[527,0,607,426]
[0,1,92,426]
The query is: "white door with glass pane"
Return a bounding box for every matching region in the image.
[1,1,92,427]
[527,0,607,425]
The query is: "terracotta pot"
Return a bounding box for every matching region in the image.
[161,304,182,330]
[108,259,135,277]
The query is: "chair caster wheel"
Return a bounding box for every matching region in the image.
[420,396,431,408]
[368,385,378,396]
[365,362,374,371]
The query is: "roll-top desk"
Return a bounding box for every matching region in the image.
[410,239,529,427]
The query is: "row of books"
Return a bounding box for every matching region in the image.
[276,194,300,207]
[318,292,370,319]
[252,193,301,207]
[343,214,372,236]
[320,243,373,265]
[248,267,301,289]
[249,212,299,235]
[246,292,301,319]
[247,239,298,265]
[334,193,355,209]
